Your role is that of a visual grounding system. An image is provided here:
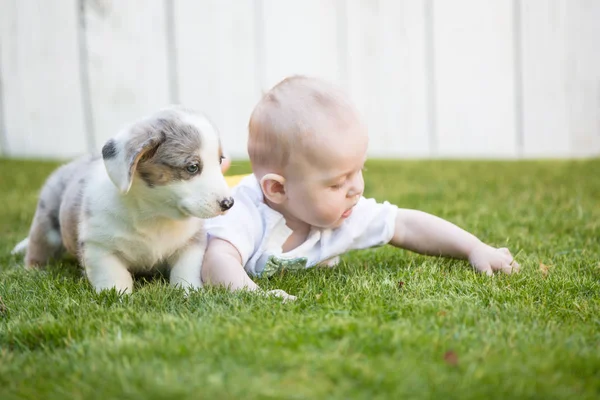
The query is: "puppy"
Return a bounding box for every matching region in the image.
[13,106,234,294]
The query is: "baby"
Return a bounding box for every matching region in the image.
[202,76,519,300]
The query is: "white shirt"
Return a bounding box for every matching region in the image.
[205,175,398,277]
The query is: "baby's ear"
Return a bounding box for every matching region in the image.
[102,120,167,194]
[260,173,287,204]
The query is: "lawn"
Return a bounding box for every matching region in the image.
[0,157,599,399]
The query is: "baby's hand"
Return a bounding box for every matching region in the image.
[468,243,520,276]
[265,289,297,302]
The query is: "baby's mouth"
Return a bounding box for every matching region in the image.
[341,198,360,219]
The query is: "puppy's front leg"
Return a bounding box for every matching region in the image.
[168,242,205,292]
[82,244,134,294]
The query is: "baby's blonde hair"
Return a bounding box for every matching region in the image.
[248,75,361,174]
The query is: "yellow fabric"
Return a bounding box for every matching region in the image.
[224,173,251,188]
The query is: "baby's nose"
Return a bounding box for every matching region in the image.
[347,174,364,197]
[347,190,361,198]
[347,183,364,197]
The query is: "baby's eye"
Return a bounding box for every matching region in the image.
[330,181,344,190]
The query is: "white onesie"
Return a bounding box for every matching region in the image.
[204,175,398,277]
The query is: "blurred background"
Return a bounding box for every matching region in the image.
[0,0,598,161]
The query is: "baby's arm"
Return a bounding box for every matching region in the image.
[201,238,296,300]
[390,209,519,275]
[202,238,259,290]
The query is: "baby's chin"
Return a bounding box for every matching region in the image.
[309,212,349,230]
[325,217,347,230]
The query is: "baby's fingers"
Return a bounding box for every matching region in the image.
[498,259,520,274]
[266,289,297,302]
[498,248,520,274]
[498,247,512,256]
[476,263,493,277]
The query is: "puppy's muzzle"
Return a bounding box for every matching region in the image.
[218,197,235,212]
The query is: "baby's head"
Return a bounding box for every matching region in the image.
[248,76,368,229]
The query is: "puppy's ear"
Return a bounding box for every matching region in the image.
[102,123,166,194]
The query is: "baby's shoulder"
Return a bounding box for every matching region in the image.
[205,176,265,229]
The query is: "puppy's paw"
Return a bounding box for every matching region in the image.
[182,283,203,298]
[95,285,132,296]
[170,278,202,297]
[92,275,134,295]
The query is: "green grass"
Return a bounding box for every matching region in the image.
[1,157,599,400]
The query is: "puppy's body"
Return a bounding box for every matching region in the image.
[18,106,233,293]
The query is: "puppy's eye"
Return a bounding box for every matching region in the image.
[186,163,200,174]
[219,155,225,165]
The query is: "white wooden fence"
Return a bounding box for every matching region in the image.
[1,0,599,160]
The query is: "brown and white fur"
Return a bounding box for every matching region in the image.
[12,106,234,294]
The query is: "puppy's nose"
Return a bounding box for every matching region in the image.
[219,197,234,212]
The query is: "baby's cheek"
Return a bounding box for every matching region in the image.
[316,196,342,220]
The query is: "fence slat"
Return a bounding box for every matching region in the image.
[565,0,600,156]
[521,0,571,157]
[261,0,342,89]
[0,0,87,158]
[433,0,518,157]
[346,0,430,157]
[174,0,259,159]
[85,0,170,150]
